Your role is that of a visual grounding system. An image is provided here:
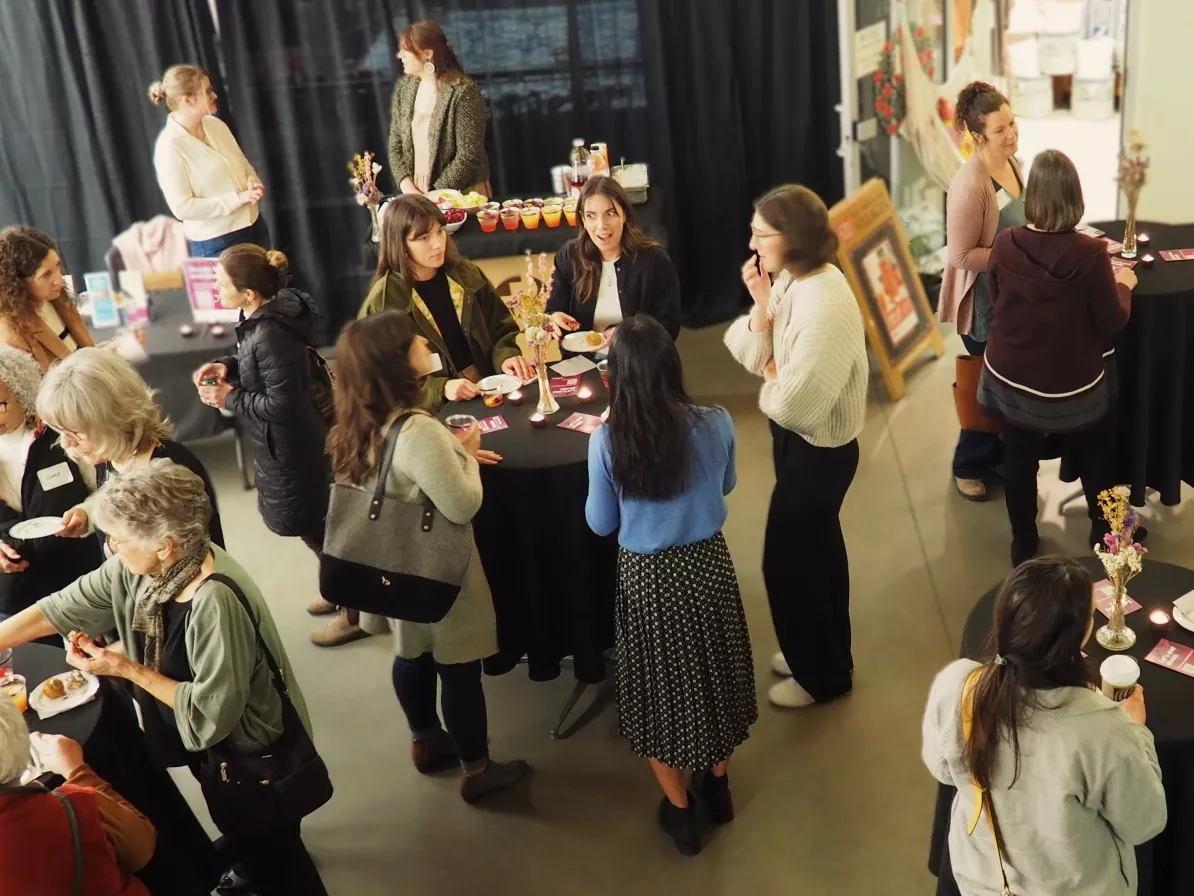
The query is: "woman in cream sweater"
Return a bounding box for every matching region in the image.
[149,65,267,258]
[724,185,867,709]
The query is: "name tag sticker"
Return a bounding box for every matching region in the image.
[997,190,1014,211]
[37,463,74,491]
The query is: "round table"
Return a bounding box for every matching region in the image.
[1082,221,1194,506]
[12,642,103,742]
[440,367,616,697]
[928,556,1194,896]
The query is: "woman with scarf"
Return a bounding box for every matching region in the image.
[0,460,326,896]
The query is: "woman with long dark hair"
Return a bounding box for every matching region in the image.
[359,194,529,411]
[389,20,491,195]
[548,176,680,343]
[922,557,1165,895]
[326,311,528,802]
[586,315,755,856]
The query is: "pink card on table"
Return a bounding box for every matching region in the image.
[1110,257,1137,271]
[1093,579,1142,618]
[1145,639,1194,678]
[477,416,508,434]
[1101,239,1123,254]
[557,413,602,434]
[550,375,582,397]
[1160,248,1194,262]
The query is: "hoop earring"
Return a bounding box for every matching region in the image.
[423,60,436,76]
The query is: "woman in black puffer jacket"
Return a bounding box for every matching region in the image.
[193,246,363,646]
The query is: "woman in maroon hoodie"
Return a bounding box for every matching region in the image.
[978,149,1137,566]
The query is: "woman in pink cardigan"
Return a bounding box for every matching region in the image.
[938,82,1025,501]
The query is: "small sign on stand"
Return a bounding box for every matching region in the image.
[83,272,121,329]
[182,259,239,325]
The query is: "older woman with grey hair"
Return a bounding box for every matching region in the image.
[0,696,156,893]
[36,346,224,548]
[0,346,103,622]
[0,459,327,896]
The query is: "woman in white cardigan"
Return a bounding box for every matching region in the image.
[724,185,868,709]
[148,65,268,258]
[923,557,1166,895]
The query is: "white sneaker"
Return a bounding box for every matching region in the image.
[770,651,792,677]
[768,678,817,708]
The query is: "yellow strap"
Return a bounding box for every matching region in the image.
[961,669,1014,896]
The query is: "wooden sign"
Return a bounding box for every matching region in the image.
[828,178,944,400]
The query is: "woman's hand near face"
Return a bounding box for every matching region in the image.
[444,379,480,402]
[742,254,772,309]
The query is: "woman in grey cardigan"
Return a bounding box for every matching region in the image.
[389,20,491,195]
[328,310,527,803]
[0,459,327,896]
[922,557,1166,896]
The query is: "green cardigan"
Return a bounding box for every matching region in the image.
[358,258,522,410]
[388,75,491,191]
[38,547,311,754]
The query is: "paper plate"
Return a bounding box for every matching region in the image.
[561,331,607,353]
[477,374,521,395]
[9,517,65,540]
[1174,605,1194,634]
[29,670,99,720]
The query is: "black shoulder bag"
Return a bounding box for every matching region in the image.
[196,574,333,838]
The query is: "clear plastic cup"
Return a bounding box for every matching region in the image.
[520,206,542,229]
[478,210,499,233]
[542,206,562,228]
[444,414,478,434]
[500,209,520,231]
[2,674,27,714]
[0,647,11,680]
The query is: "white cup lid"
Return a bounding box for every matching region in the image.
[1100,655,1140,687]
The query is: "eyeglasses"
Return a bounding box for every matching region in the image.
[751,229,784,240]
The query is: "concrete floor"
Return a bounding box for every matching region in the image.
[176,322,1193,895]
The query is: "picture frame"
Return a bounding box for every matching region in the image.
[828,178,944,400]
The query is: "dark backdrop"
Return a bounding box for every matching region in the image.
[0,0,220,277]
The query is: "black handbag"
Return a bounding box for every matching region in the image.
[319,413,471,622]
[196,574,333,838]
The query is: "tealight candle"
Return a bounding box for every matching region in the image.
[529,413,547,428]
[508,390,524,406]
[1149,609,1171,630]
[1141,253,1155,268]
[1137,233,1150,247]
[578,386,594,404]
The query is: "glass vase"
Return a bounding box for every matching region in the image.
[533,342,559,415]
[369,204,381,243]
[1121,201,1138,259]
[1096,581,1137,651]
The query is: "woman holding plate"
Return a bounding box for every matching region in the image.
[359,195,530,412]
[548,176,680,346]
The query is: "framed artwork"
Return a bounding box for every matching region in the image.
[829,178,944,400]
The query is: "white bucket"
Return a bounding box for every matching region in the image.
[1013,76,1055,119]
[1038,32,1079,75]
[1072,77,1115,120]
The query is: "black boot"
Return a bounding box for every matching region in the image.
[695,771,734,824]
[658,792,701,856]
[1010,535,1039,568]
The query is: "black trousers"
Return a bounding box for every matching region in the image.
[391,654,489,770]
[764,423,859,702]
[1002,416,1115,548]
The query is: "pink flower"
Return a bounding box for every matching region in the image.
[1103,533,1119,554]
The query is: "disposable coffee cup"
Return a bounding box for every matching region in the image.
[1100,655,1140,702]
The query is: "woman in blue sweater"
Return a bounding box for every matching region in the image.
[586,315,757,857]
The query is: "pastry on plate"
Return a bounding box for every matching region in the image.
[65,670,88,692]
[586,331,604,347]
[42,678,65,700]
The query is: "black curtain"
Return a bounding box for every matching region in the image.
[215,0,841,337]
[0,0,220,276]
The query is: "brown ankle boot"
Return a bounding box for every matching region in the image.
[412,729,458,774]
[310,608,370,647]
[460,759,529,804]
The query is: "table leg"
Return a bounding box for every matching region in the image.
[545,653,615,739]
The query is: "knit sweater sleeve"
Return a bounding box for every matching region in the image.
[723,314,773,377]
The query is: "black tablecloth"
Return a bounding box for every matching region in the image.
[15,643,218,895]
[928,557,1194,896]
[94,288,237,444]
[440,368,616,682]
[1080,221,1194,506]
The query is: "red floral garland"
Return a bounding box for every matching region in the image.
[873,26,937,137]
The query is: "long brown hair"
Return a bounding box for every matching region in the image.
[0,225,61,352]
[964,557,1095,791]
[400,20,465,83]
[219,244,290,299]
[375,195,460,286]
[568,176,658,302]
[327,312,423,486]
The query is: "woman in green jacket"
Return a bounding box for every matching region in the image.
[360,194,530,410]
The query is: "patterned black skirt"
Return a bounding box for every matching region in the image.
[615,532,758,769]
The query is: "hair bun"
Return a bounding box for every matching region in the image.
[265,249,290,287]
[147,81,167,105]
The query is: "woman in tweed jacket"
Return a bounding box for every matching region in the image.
[389,20,491,196]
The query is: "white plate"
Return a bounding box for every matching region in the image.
[1174,605,1194,633]
[477,374,521,395]
[9,517,65,540]
[561,331,607,353]
[29,670,100,720]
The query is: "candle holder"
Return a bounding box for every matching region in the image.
[508,390,524,406]
[529,413,547,429]
[1149,608,1172,631]
[578,386,594,404]
[1141,254,1155,268]
[1137,233,1150,248]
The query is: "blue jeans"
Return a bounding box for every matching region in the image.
[188,216,271,258]
[952,334,1003,479]
[391,654,488,771]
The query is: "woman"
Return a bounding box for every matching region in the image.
[329,311,528,803]
[0,226,96,369]
[389,20,491,195]
[359,194,530,410]
[922,557,1166,895]
[548,176,681,343]
[149,65,267,258]
[190,246,348,644]
[0,460,327,895]
[724,185,867,709]
[0,347,104,623]
[0,699,155,895]
[37,348,224,549]
[979,150,1136,566]
[939,82,1024,502]
[586,315,755,856]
